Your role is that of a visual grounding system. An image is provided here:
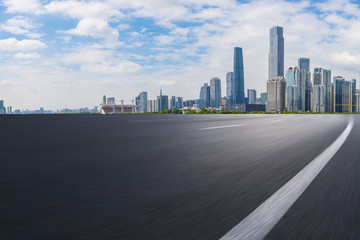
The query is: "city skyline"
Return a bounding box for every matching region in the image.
[1,0,360,110]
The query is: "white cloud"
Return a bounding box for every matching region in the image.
[14,52,41,59]
[0,16,42,38]
[158,80,176,86]
[81,61,141,73]
[66,18,119,42]
[331,51,360,66]
[3,0,44,15]
[0,38,46,51]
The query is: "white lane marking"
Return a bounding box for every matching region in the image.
[270,118,289,123]
[200,124,245,130]
[221,118,354,240]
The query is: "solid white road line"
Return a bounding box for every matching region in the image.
[200,124,245,130]
[221,118,354,240]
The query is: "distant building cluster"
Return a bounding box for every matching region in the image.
[265,26,359,113]
[2,26,360,114]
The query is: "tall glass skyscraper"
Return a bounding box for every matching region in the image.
[233,47,245,104]
[298,58,311,111]
[247,89,257,104]
[199,83,210,109]
[313,68,331,112]
[226,72,233,104]
[269,26,284,79]
[210,77,221,108]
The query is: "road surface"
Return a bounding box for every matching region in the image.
[0,114,359,239]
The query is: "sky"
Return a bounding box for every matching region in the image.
[0,0,360,110]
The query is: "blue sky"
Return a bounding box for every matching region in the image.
[0,0,360,110]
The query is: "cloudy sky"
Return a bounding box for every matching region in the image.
[0,0,360,110]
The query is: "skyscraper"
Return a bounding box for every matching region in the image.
[313,68,331,112]
[313,85,326,113]
[285,66,301,112]
[298,58,311,111]
[157,89,169,112]
[334,76,345,113]
[103,95,106,105]
[247,89,257,104]
[266,76,286,112]
[0,100,5,114]
[269,26,284,79]
[233,47,245,104]
[136,92,147,113]
[260,92,267,105]
[199,83,210,109]
[351,79,356,113]
[210,77,221,108]
[226,72,233,103]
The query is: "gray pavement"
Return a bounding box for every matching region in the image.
[0,114,356,239]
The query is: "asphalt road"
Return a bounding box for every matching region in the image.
[0,114,358,239]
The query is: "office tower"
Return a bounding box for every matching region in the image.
[136,92,147,113]
[260,92,267,105]
[147,100,158,112]
[247,89,257,104]
[269,26,284,79]
[287,85,300,111]
[199,83,210,109]
[0,100,5,114]
[103,95,106,105]
[6,106,12,114]
[175,97,183,110]
[298,58,311,111]
[334,76,346,113]
[210,77,221,108]
[330,84,335,113]
[266,76,286,112]
[170,96,176,110]
[157,89,169,112]
[285,66,302,111]
[351,79,356,112]
[107,97,115,105]
[313,68,331,112]
[226,72,233,104]
[233,47,245,104]
[313,85,326,113]
[356,90,360,113]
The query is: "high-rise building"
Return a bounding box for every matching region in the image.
[6,106,12,114]
[330,83,335,113]
[333,76,354,113]
[298,58,311,111]
[199,83,210,109]
[157,89,169,112]
[266,76,286,112]
[147,100,158,112]
[287,85,300,112]
[0,100,5,114]
[175,97,183,110]
[107,97,115,105]
[210,77,221,108]
[313,85,326,113]
[269,26,284,79]
[247,89,257,104]
[356,89,360,113]
[233,47,245,104]
[226,72,233,103]
[351,79,356,113]
[260,92,267,105]
[313,68,331,112]
[103,95,106,105]
[136,91,147,113]
[285,66,302,112]
[170,96,176,110]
